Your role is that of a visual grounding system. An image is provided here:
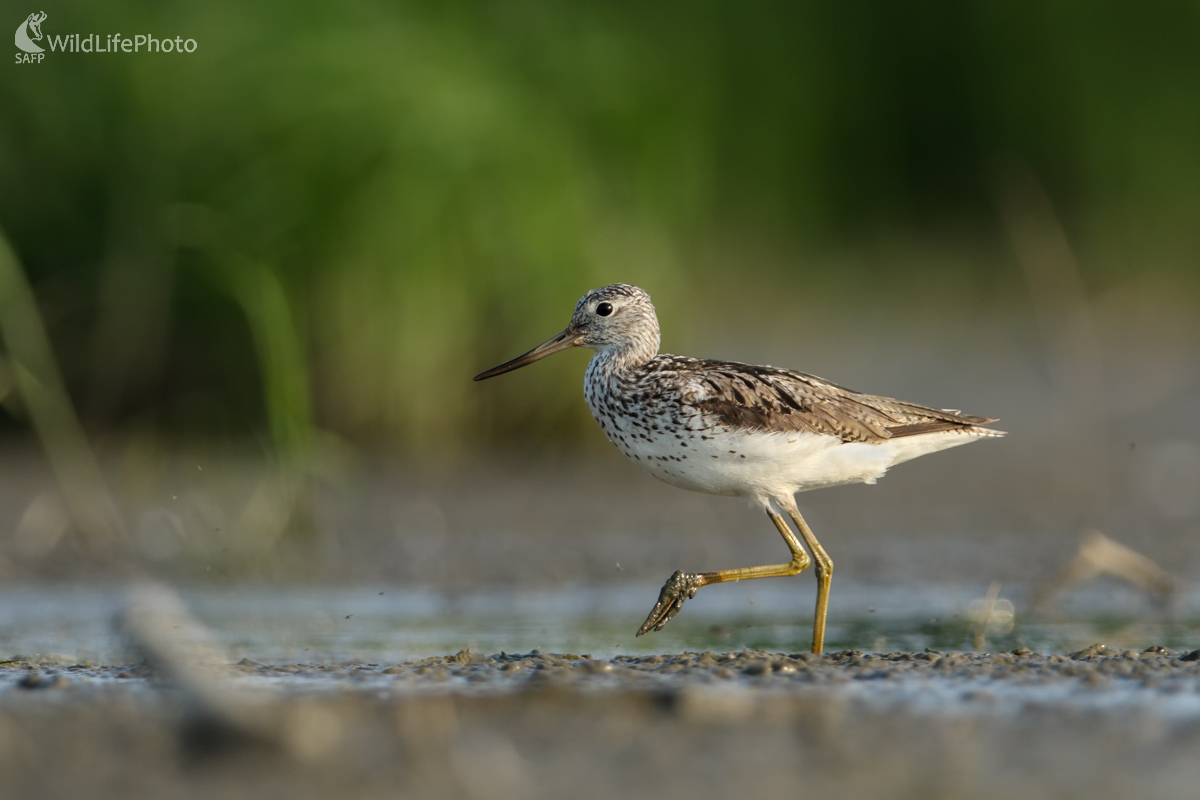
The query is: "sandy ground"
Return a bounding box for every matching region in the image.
[4,646,1200,800]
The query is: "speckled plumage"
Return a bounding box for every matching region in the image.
[475,283,1004,653]
[572,285,1002,501]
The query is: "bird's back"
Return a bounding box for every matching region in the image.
[585,355,1003,500]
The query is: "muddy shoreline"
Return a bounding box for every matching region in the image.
[4,647,1200,799]
[7,643,1200,695]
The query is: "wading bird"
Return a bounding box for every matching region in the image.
[475,284,1002,653]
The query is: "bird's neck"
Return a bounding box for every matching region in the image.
[587,334,659,383]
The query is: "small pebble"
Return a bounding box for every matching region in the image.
[18,672,68,690]
[1070,644,1110,660]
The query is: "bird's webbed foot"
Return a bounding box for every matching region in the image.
[635,570,704,636]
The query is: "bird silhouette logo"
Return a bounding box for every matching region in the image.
[15,11,47,54]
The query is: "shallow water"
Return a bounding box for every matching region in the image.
[4,582,1200,800]
[2,580,1196,665]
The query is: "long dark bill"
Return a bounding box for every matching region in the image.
[473,329,583,381]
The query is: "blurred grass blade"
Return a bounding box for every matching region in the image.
[225,256,314,463]
[0,229,125,550]
[995,163,1109,511]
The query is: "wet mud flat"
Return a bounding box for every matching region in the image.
[4,647,1200,800]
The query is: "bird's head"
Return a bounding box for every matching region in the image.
[474,283,660,380]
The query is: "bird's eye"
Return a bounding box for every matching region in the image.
[596,302,614,317]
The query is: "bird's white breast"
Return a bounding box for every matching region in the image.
[590,396,983,503]
[621,427,983,501]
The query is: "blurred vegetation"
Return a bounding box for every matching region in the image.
[1,0,1199,457]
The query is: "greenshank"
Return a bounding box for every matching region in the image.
[475,284,1003,653]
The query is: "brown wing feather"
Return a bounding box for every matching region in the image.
[675,359,998,443]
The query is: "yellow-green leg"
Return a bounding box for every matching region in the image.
[779,495,833,655]
[635,508,811,637]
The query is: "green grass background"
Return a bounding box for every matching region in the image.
[2,0,1198,457]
